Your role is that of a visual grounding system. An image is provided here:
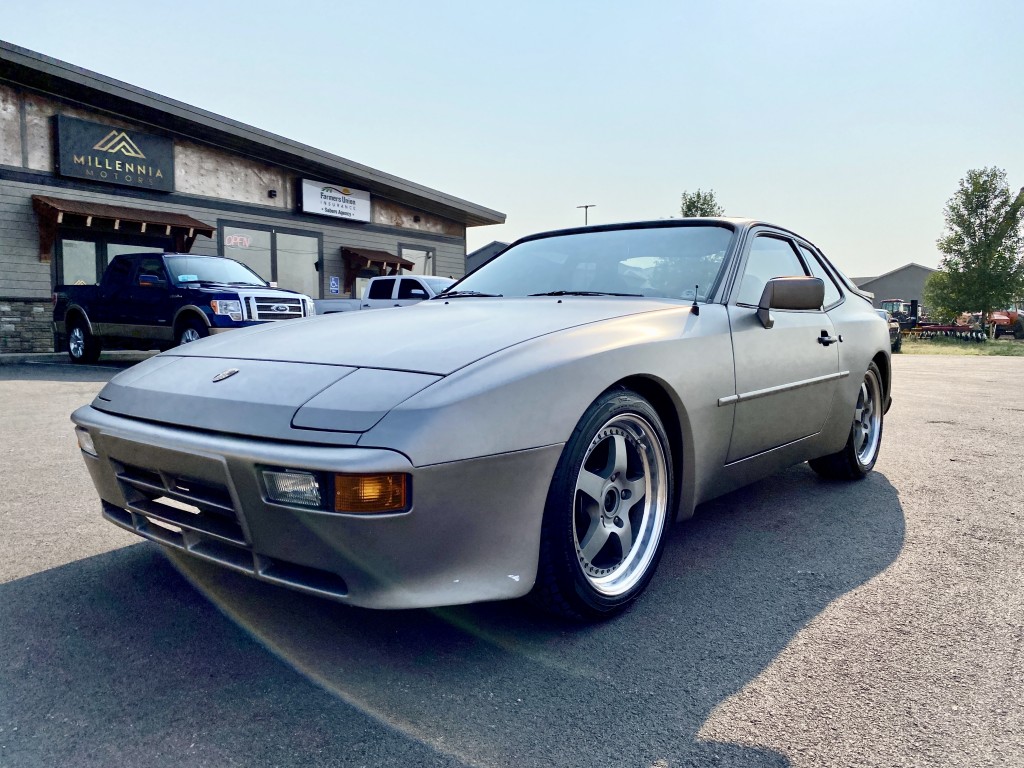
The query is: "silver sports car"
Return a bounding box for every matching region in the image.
[72,219,891,619]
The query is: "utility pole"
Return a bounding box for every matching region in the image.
[576,204,595,225]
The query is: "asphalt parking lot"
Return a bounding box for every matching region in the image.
[1,354,1021,768]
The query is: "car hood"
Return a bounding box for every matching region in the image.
[166,297,671,375]
[90,298,676,442]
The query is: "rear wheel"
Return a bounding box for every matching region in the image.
[532,390,673,620]
[809,362,884,480]
[67,320,100,364]
[177,319,209,346]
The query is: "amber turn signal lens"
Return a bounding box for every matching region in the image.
[334,473,408,514]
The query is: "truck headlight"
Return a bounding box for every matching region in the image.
[210,300,243,322]
[304,299,316,317]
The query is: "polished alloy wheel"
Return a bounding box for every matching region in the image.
[180,328,202,344]
[572,413,668,597]
[68,327,85,358]
[854,368,882,466]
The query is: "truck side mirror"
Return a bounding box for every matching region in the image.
[757,277,825,328]
[138,274,167,288]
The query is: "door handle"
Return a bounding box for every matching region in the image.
[817,330,842,346]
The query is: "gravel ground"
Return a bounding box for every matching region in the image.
[0,355,1021,767]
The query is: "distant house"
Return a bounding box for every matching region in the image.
[466,241,509,273]
[850,263,937,309]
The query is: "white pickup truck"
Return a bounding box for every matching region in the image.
[313,274,455,314]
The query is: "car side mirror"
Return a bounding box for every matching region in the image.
[757,276,825,328]
[138,274,167,288]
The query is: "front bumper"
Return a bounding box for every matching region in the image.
[73,405,562,609]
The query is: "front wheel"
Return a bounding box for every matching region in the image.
[531,390,674,620]
[809,361,884,480]
[177,319,209,346]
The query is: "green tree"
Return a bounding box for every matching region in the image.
[680,188,724,217]
[922,270,962,324]
[935,167,1024,327]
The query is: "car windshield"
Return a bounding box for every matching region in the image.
[164,255,267,286]
[452,224,735,300]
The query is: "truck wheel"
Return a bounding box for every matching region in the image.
[177,319,209,346]
[67,321,101,364]
[1014,319,1024,340]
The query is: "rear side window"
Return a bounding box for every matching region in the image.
[367,278,395,300]
[104,257,134,288]
[736,236,807,306]
[798,245,842,307]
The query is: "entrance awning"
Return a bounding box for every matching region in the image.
[32,195,215,261]
[341,247,415,292]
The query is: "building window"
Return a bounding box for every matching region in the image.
[219,221,322,298]
[399,244,435,275]
[56,233,171,286]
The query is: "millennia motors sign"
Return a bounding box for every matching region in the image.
[54,115,175,192]
[301,178,371,222]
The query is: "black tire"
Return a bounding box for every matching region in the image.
[66,319,101,364]
[1014,318,1024,340]
[177,318,209,346]
[531,389,674,620]
[809,361,884,480]
[891,334,902,353]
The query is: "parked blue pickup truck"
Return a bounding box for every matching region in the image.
[53,252,315,363]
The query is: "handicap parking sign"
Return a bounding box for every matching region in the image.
[329,275,340,294]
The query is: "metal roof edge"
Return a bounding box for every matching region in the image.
[0,40,506,227]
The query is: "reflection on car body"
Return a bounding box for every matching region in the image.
[72,219,892,620]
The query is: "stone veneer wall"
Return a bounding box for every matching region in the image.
[0,299,54,353]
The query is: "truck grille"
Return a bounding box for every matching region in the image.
[245,296,305,321]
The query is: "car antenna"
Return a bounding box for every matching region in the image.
[691,285,700,315]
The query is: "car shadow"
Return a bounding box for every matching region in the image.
[1,465,904,767]
[0,354,151,384]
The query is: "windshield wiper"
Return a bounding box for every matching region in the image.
[436,290,503,299]
[528,290,642,297]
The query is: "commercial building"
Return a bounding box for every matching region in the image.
[851,263,937,309]
[0,41,504,353]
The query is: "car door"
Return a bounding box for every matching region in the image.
[725,231,841,463]
[126,255,175,342]
[93,255,135,332]
[394,277,430,307]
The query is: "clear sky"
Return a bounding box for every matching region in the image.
[3,0,1022,278]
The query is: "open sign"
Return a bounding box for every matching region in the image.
[224,234,251,248]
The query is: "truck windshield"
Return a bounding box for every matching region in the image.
[451,224,735,300]
[164,256,267,286]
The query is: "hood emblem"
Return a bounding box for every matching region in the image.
[272,304,289,313]
[212,368,239,383]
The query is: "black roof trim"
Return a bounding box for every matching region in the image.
[0,40,505,228]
